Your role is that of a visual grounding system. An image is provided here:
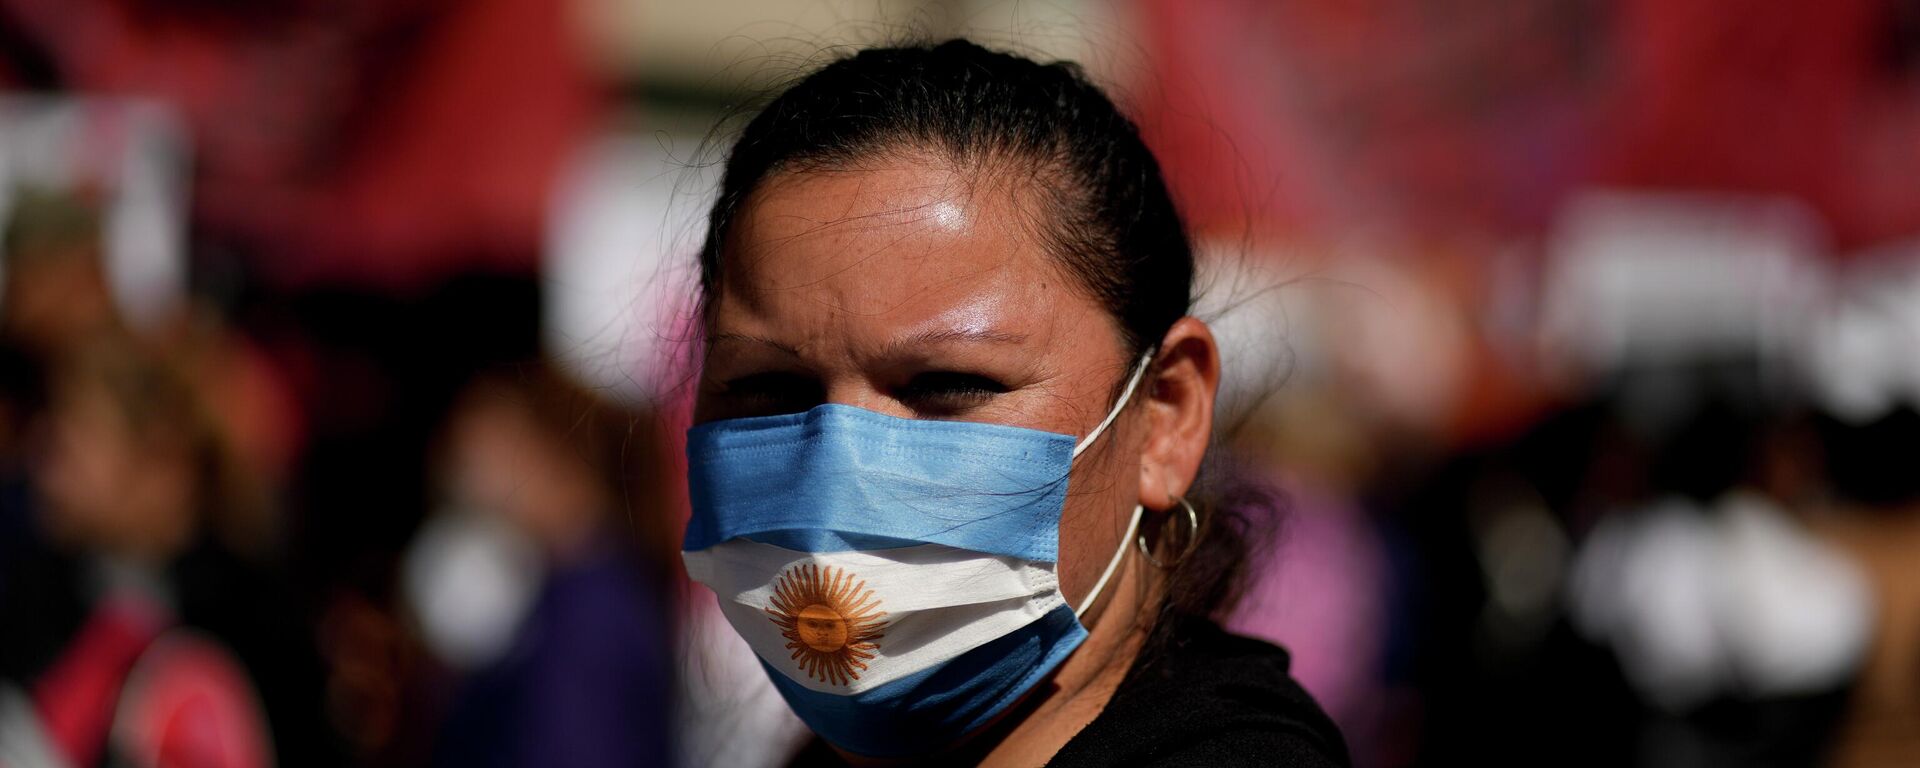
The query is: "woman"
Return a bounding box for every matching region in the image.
[681,40,1349,766]
[408,362,672,767]
[2,335,272,768]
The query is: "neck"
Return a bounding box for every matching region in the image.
[981,553,1162,766]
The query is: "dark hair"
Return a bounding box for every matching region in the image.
[53,333,264,558]
[697,39,1253,642]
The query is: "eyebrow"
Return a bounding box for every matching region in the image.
[878,327,1030,361]
[900,328,1030,346]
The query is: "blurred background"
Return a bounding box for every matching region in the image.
[2,1,1918,766]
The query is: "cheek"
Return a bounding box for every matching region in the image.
[1053,425,1145,605]
[40,437,128,534]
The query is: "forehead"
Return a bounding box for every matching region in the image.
[712,156,1102,349]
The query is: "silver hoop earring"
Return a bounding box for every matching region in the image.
[1136,496,1201,569]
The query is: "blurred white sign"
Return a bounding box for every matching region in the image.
[544,133,713,405]
[0,96,189,331]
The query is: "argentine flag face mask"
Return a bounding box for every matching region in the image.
[682,352,1154,758]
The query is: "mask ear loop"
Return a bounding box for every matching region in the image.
[1071,350,1156,459]
[1071,348,1156,618]
[1076,504,1143,617]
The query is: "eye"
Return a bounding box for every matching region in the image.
[897,371,1007,414]
[713,371,824,416]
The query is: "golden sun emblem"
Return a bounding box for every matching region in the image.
[765,563,888,686]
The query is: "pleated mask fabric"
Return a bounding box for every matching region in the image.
[681,353,1151,757]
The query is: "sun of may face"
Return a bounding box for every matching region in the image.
[766,563,888,686]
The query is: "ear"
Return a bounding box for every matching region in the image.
[1138,317,1220,511]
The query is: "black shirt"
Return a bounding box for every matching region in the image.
[1048,616,1350,767]
[789,616,1350,767]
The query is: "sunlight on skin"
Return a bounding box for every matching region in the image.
[695,152,1222,765]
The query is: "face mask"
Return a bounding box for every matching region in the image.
[403,507,543,669]
[682,352,1153,758]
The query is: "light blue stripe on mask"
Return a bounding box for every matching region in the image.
[684,404,1076,563]
[760,601,1086,758]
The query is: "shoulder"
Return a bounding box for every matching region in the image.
[115,629,273,768]
[1050,617,1350,768]
[531,549,667,657]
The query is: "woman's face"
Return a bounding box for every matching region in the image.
[696,152,1148,610]
[36,379,193,561]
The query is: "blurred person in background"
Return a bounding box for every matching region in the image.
[0,335,272,768]
[400,361,672,768]
[0,189,80,588]
[678,40,1346,766]
[0,181,334,768]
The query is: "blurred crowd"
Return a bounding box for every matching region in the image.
[2,1,1920,767]
[0,182,678,767]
